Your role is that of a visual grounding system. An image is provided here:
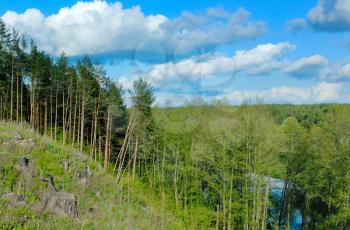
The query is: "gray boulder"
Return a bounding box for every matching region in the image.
[5,134,36,153]
[62,159,70,172]
[75,167,93,187]
[18,156,34,192]
[39,191,78,218]
[36,175,78,218]
[12,131,23,141]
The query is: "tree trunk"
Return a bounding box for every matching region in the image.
[104,106,111,170]
[62,91,66,145]
[93,93,100,161]
[20,75,23,123]
[132,132,139,180]
[80,90,85,151]
[55,84,58,140]
[16,72,19,122]
[10,55,14,121]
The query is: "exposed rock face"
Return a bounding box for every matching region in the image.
[1,192,27,208]
[39,191,78,218]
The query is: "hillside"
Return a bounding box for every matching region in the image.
[0,122,184,229]
[2,103,350,229]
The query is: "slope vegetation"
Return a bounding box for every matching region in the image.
[0,122,183,229]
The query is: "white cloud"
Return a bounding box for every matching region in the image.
[142,42,350,90]
[312,82,343,101]
[151,82,347,106]
[286,0,350,33]
[285,18,308,33]
[320,63,350,82]
[283,55,350,82]
[147,42,294,85]
[1,1,266,58]
[340,63,350,78]
[118,76,134,90]
[307,0,350,31]
[215,82,345,104]
[206,6,230,18]
[285,55,328,79]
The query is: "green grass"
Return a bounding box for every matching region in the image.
[0,122,185,229]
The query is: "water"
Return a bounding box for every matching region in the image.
[269,177,302,230]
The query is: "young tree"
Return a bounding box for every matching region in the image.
[130,77,155,179]
[279,117,307,228]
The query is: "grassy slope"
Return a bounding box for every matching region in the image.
[0,122,184,230]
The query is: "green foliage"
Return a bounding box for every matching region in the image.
[0,122,185,229]
[0,162,19,192]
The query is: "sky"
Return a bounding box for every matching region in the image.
[1,0,350,106]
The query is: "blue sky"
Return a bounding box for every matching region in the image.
[1,0,350,105]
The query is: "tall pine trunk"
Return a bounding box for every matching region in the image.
[80,90,85,151]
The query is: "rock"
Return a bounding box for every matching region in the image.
[1,192,27,208]
[78,178,89,187]
[17,139,36,150]
[20,156,30,167]
[75,167,93,187]
[63,159,70,172]
[38,175,56,192]
[74,151,88,160]
[39,191,78,218]
[35,175,78,218]
[5,137,36,153]
[19,156,34,192]
[12,131,23,141]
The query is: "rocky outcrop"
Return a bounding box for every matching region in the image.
[38,191,78,218]
[36,176,78,218]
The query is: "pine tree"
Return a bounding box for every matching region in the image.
[130,77,155,179]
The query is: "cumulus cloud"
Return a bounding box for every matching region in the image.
[285,18,308,34]
[340,63,350,78]
[283,54,350,82]
[287,0,350,33]
[323,63,350,81]
[140,42,350,98]
[206,6,230,18]
[118,76,134,90]
[147,42,294,85]
[285,55,328,79]
[307,0,350,31]
[116,41,349,105]
[1,1,266,59]
[151,82,346,106]
[312,82,344,101]
[215,82,345,104]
